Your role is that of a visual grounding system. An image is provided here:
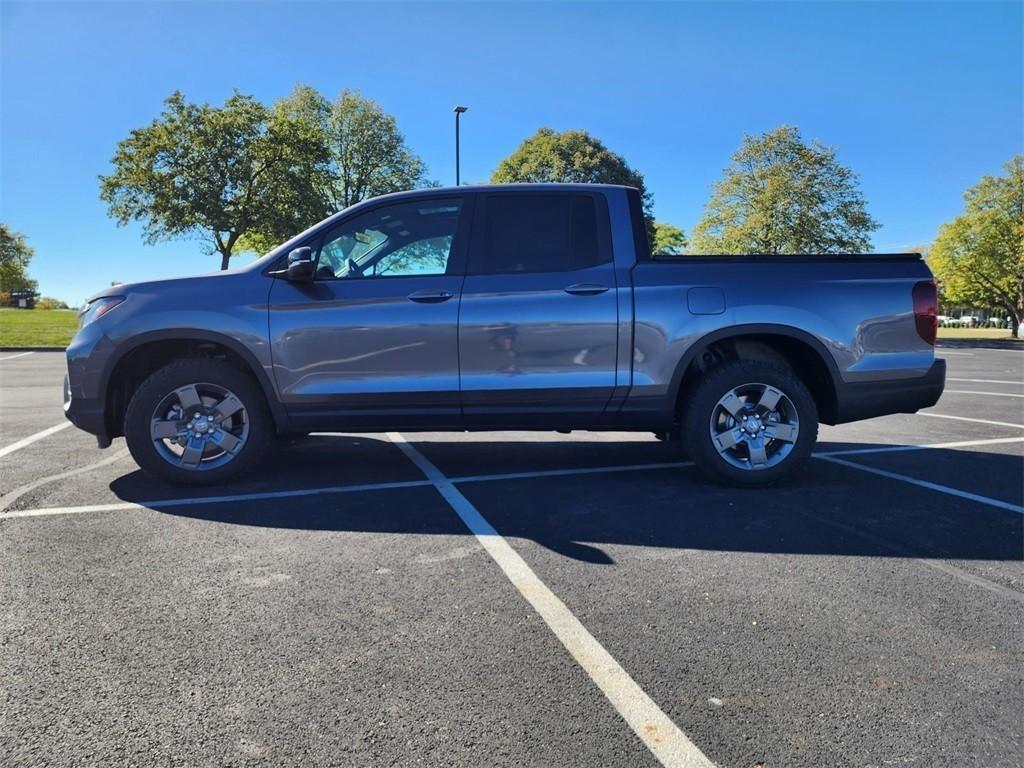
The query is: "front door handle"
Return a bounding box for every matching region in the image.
[564,283,610,296]
[407,289,454,304]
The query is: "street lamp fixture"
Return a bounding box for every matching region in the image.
[454,106,468,186]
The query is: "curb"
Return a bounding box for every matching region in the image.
[0,347,66,352]
[936,340,1023,350]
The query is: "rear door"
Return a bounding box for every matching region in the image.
[268,195,470,429]
[458,191,619,428]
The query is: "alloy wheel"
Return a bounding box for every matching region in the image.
[709,382,800,470]
[149,382,249,471]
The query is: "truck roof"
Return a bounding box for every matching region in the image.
[368,182,639,200]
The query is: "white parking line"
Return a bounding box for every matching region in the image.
[0,421,71,459]
[386,432,716,768]
[948,377,1023,385]
[455,460,690,484]
[0,478,435,519]
[816,436,1024,457]
[816,455,1023,514]
[916,412,1024,429]
[945,389,1024,399]
[4,433,1021,520]
[0,351,35,361]
[0,463,695,520]
[4,501,140,518]
[0,448,132,511]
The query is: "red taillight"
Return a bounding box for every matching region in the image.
[913,280,938,345]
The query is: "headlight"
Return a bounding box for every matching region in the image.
[78,296,125,328]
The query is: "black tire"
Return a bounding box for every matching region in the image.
[124,358,273,486]
[683,360,818,486]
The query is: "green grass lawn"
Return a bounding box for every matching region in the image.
[0,308,80,347]
[937,326,1021,341]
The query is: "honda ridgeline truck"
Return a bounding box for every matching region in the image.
[64,184,945,486]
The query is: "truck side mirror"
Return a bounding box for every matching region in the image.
[286,247,315,282]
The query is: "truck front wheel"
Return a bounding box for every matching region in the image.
[683,360,818,486]
[124,358,273,486]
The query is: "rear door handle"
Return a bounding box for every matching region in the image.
[564,283,610,296]
[407,289,454,304]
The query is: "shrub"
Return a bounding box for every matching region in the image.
[35,297,69,310]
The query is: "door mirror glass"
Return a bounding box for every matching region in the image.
[286,247,314,282]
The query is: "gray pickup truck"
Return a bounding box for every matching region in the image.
[65,184,944,486]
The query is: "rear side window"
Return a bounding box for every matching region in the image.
[476,194,610,274]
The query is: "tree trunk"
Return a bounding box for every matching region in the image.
[217,232,240,271]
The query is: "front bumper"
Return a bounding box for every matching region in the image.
[64,373,111,447]
[63,323,116,448]
[831,358,946,424]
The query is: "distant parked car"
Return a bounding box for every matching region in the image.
[958,315,978,327]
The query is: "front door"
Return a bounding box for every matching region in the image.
[459,192,620,428]
[269,196,470,430]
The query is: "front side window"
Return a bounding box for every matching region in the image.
[477,194,609,275]
[317,200,463,279]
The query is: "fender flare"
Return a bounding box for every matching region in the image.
[667,323,842,414]
[101,328,289,430]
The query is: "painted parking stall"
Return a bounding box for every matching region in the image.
[1,349,1022,768]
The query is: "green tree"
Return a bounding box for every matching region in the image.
[323,88,429,209]
[0,223,38,295]
[692,125,879,254]
[491,128,654,222]
[653,221,687,255]
[929,156,1024,336]
[100,90,329,270]
[238,85,430,254]
[275,85,429,209]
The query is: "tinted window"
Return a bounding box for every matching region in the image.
[317,200,463,279]
[572,195,601,268]
[478,194,608,274]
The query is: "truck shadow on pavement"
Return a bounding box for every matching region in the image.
[108,435,1024,566]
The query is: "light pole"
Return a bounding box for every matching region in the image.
[453,106,468,185]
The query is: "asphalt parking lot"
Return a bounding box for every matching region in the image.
[1,347,1022,768]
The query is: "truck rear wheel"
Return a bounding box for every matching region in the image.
[683,360,818,486]
[124,358,272,486]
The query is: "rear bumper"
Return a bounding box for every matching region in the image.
[831,358,946,424]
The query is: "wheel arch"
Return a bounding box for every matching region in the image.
[670,324,841,425]
[101,329,287,439]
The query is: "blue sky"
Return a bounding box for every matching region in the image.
[2,1,1021,304]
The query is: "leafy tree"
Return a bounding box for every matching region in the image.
[100,90,329,270]
[653,221,687,255]
[324,88,429,209]
[692,125,879,254]
[0,223,38,294]
[238,85,430,255]
[491,128,654,224]
[929,156,1023,336]
[273,85,429,210]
